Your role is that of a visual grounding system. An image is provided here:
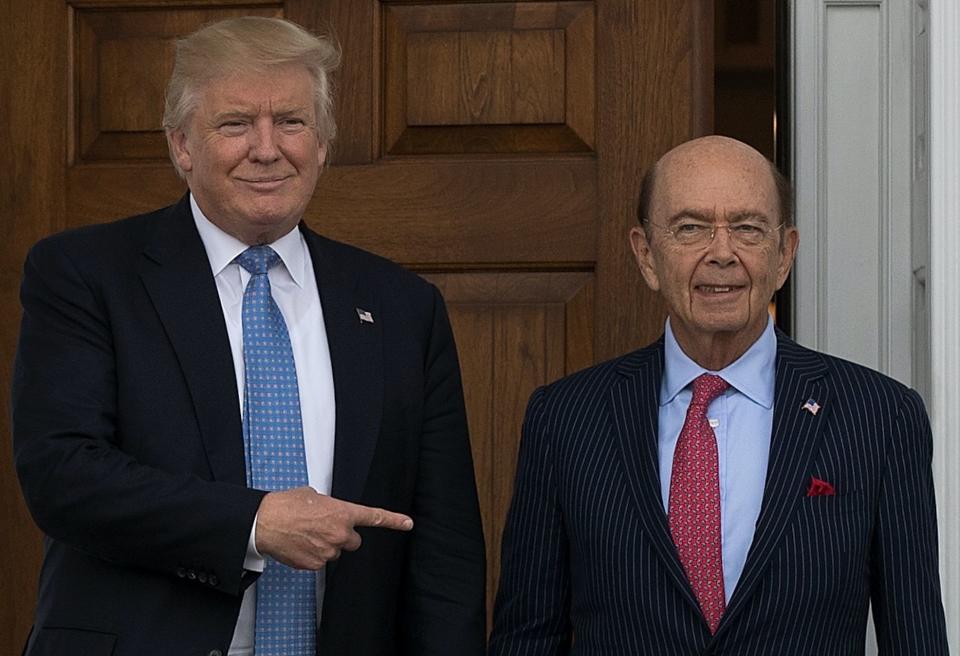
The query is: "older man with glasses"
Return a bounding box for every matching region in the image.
[489,135,948,655]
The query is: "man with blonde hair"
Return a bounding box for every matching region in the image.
[13,16,485,656]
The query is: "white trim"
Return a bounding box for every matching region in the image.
[929,0,960,649]
[792,0,912,383]
[792,0,822,348]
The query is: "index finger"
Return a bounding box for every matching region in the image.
[346,502,414,531]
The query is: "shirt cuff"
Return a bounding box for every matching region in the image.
[244,511,265,573]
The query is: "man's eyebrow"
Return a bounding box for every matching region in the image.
[725,210,772,223]
[209,105,311,122]
[665,209,770,224]
[210,110,255,123]
[273,105,311,116]
[666,209,713,224]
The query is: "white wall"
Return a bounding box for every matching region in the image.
[928,0,960,650]
[793,0,916,382]
[792,0,957,652]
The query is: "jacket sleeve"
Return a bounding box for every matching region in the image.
[401,285,487,655]
[869,387,949,654]
[488,386,572,656]
[12,235,265,595]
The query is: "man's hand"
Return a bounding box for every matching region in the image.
[254,487,414,570]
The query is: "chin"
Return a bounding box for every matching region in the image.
[246,204,299,225]
[696,311,747,329]
[694,320,754,340]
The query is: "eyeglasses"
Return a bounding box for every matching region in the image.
[645,220,783,248]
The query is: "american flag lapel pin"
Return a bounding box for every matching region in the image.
[801,398,821,416]
[356,307,374,324]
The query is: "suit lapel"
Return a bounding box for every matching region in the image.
[302,228,383,505]
[609,343,704,617]
[717,332,830,634]
[138,196,246,485]
[138,210,385,499]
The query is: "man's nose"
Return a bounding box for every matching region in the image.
[705,225,738,265]
[248,120,281,162]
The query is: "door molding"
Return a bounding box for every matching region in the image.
[929,0,960,650]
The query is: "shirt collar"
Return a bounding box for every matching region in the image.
[661,314,777,409]
[190,193,307,287]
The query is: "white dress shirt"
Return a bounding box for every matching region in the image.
[190,195,336,655]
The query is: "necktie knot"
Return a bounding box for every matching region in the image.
[691,373,729,408]
[235,245,280,276]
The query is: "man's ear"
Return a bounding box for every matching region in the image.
[629,226,661,292]
[775,225,800,290]
[167,129,194,174]
[317,140,328,169]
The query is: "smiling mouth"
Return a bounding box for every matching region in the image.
[237,177,292,192]
[696,285,744,294]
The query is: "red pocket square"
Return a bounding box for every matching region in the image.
[807,476,835,497]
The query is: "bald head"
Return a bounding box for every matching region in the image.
[627,134,800,369]
[638,136,793,234]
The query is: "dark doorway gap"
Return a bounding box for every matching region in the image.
[714,0,792,335]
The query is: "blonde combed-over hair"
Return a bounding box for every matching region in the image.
[162,16,341,176]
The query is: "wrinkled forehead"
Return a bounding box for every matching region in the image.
[653,143,779,221]
[193,65,317,111]
[202,62,315,91]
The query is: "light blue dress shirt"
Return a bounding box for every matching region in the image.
[658,315,776,602]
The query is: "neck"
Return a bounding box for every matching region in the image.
[671,323,766,371]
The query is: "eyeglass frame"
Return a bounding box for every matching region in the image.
[642,218,785,248]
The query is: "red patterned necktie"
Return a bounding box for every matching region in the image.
[668,373,729,634]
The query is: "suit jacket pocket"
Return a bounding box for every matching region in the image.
[28,627,117,656]
[803,491,866,515]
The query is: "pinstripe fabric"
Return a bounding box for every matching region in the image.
[489,331,948,655]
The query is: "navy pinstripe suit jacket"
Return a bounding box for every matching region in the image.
[489,332,948,655]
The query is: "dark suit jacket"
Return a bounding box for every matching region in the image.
[489,333,948,655]
[13,195,486,656]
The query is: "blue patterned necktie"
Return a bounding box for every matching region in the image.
[236,245,316,656]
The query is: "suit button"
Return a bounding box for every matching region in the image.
[198,571,208,583]
[207,650,223,656]
[176,567,186,578]
[187,569,197,581]
[209,574,219,587]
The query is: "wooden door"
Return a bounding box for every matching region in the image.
[0,0,712,649]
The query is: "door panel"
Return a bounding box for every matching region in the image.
[382,2,594,154]
[0,0,712,648]
[427,271,594,611]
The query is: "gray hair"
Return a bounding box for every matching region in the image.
[162,16,341,175]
